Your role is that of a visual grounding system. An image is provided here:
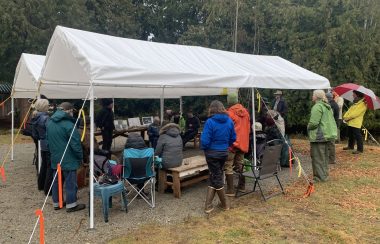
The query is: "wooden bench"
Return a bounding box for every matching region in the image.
[158,155,209,198]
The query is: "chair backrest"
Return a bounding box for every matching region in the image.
[123,148,154,179]
[259,142,283,177]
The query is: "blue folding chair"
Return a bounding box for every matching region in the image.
[123,148,156,208]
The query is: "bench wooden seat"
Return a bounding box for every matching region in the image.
[158,155,209,198]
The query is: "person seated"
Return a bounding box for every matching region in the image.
[155,123,183,169]
[265,116,282,142]
[147,116,160,149]
[254,122,267,161]
[124,132,147,150]
[181,110,200,148]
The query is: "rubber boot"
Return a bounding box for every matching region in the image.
[205,186,216,214]
[225,174,235,197]
[216,187,230,211]
[236,175,246,193]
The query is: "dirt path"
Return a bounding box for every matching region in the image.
[0,137,315,243]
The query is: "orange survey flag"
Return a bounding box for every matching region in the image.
[57,164,63,208]
[35,209,45,244]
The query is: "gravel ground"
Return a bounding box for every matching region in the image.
[0,137,314,244]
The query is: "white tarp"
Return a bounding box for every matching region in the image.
[12,53,45,98]
[40,26,330,99]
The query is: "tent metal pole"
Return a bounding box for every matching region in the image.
[160,87,164,124]
[11,96,14,162]
[89,85,95,229]
[179,96,183,115]
[37,94,41,172]
[251,88,257,168]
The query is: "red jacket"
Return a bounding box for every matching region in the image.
[227,104,251,153]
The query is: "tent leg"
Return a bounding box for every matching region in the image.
[11,96,14,162]
[251,88,257,168]
[179,97,183,115]
[89,86,95,229]
[160,87,165,124]
[38,140,41,173]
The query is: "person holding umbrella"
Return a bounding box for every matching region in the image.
[343,91,367,154]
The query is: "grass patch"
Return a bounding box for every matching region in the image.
[109,141,380,244]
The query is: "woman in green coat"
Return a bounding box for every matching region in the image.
[308,90,337,182]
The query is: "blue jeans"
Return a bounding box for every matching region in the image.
[52,169,78,208]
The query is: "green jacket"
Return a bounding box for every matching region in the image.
[307,101,337,142]
[47,110,83,170]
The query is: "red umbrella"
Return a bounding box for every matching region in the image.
[333,83,380,110]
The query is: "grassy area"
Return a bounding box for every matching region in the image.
[109,140,380,244]
[0,132,33,145]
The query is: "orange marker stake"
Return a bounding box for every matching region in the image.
[0,167,6,183]
[288,148,292,174]
[35,209,45,244]
[57,164,63,209]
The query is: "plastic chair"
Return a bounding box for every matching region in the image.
[92,181,128,222]
[236,139,285,200]
[123,148,156,208]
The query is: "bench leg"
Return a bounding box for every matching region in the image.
[172,172,181,198]
[158,170,167,194]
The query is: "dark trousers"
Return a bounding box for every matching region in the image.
[182,130,198,146]
[52,169,78,208]
[347,126,363,152]
[102,129,113,151]
[38,151,53,195]
[38,151,49,191]
[205,156,227,189]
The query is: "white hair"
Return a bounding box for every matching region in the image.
[34,99,49,112]
[313,90,327,103]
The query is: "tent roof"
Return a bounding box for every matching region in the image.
[40,26,330,98]
[12,53,45,98]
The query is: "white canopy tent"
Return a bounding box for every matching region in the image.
[10,54,45,163]
[38,26,330,230]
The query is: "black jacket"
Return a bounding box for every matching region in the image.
[95,107,115,130]
[272,98,287,117]
[328,99,339,122]
[185,116,200,132]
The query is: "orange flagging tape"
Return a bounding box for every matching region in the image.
[0,167,6,183]
[288,147,292,174]
[303,183,315,198]
[35,209,45,244]
[57,164,63,209]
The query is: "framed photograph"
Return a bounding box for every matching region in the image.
[142,116,153,125]
[114,120,123,130]
[128,117,141,127]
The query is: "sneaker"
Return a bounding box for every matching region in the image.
[66,204,86,213]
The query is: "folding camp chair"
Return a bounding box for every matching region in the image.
[122,148,156,208]
[236,139,285,200]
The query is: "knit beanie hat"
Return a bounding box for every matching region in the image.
[227,92,238,105]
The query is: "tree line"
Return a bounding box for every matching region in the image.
[0,0,379,130]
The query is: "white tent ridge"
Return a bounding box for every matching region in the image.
[39,26,330,100]
[12,53,45,98]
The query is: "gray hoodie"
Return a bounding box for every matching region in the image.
[155,123,183,169]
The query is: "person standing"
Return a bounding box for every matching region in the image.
[182,110,200,148]
[343,91,367,154]
[307,90,337,182]
[147,116,160,149]
[47,102,85,212]
[272,90,288,119]
[224,92,250,196]
[95,98,115,151]
[326,92,339,164]
[32,99,52,195]
[333,91,344,142]
[201,100,236,213]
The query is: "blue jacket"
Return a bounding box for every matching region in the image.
[47,110,83,170]
[201,114,236,151]
[31,112,49,151]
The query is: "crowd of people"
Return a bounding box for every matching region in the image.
[28,88,368,214]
